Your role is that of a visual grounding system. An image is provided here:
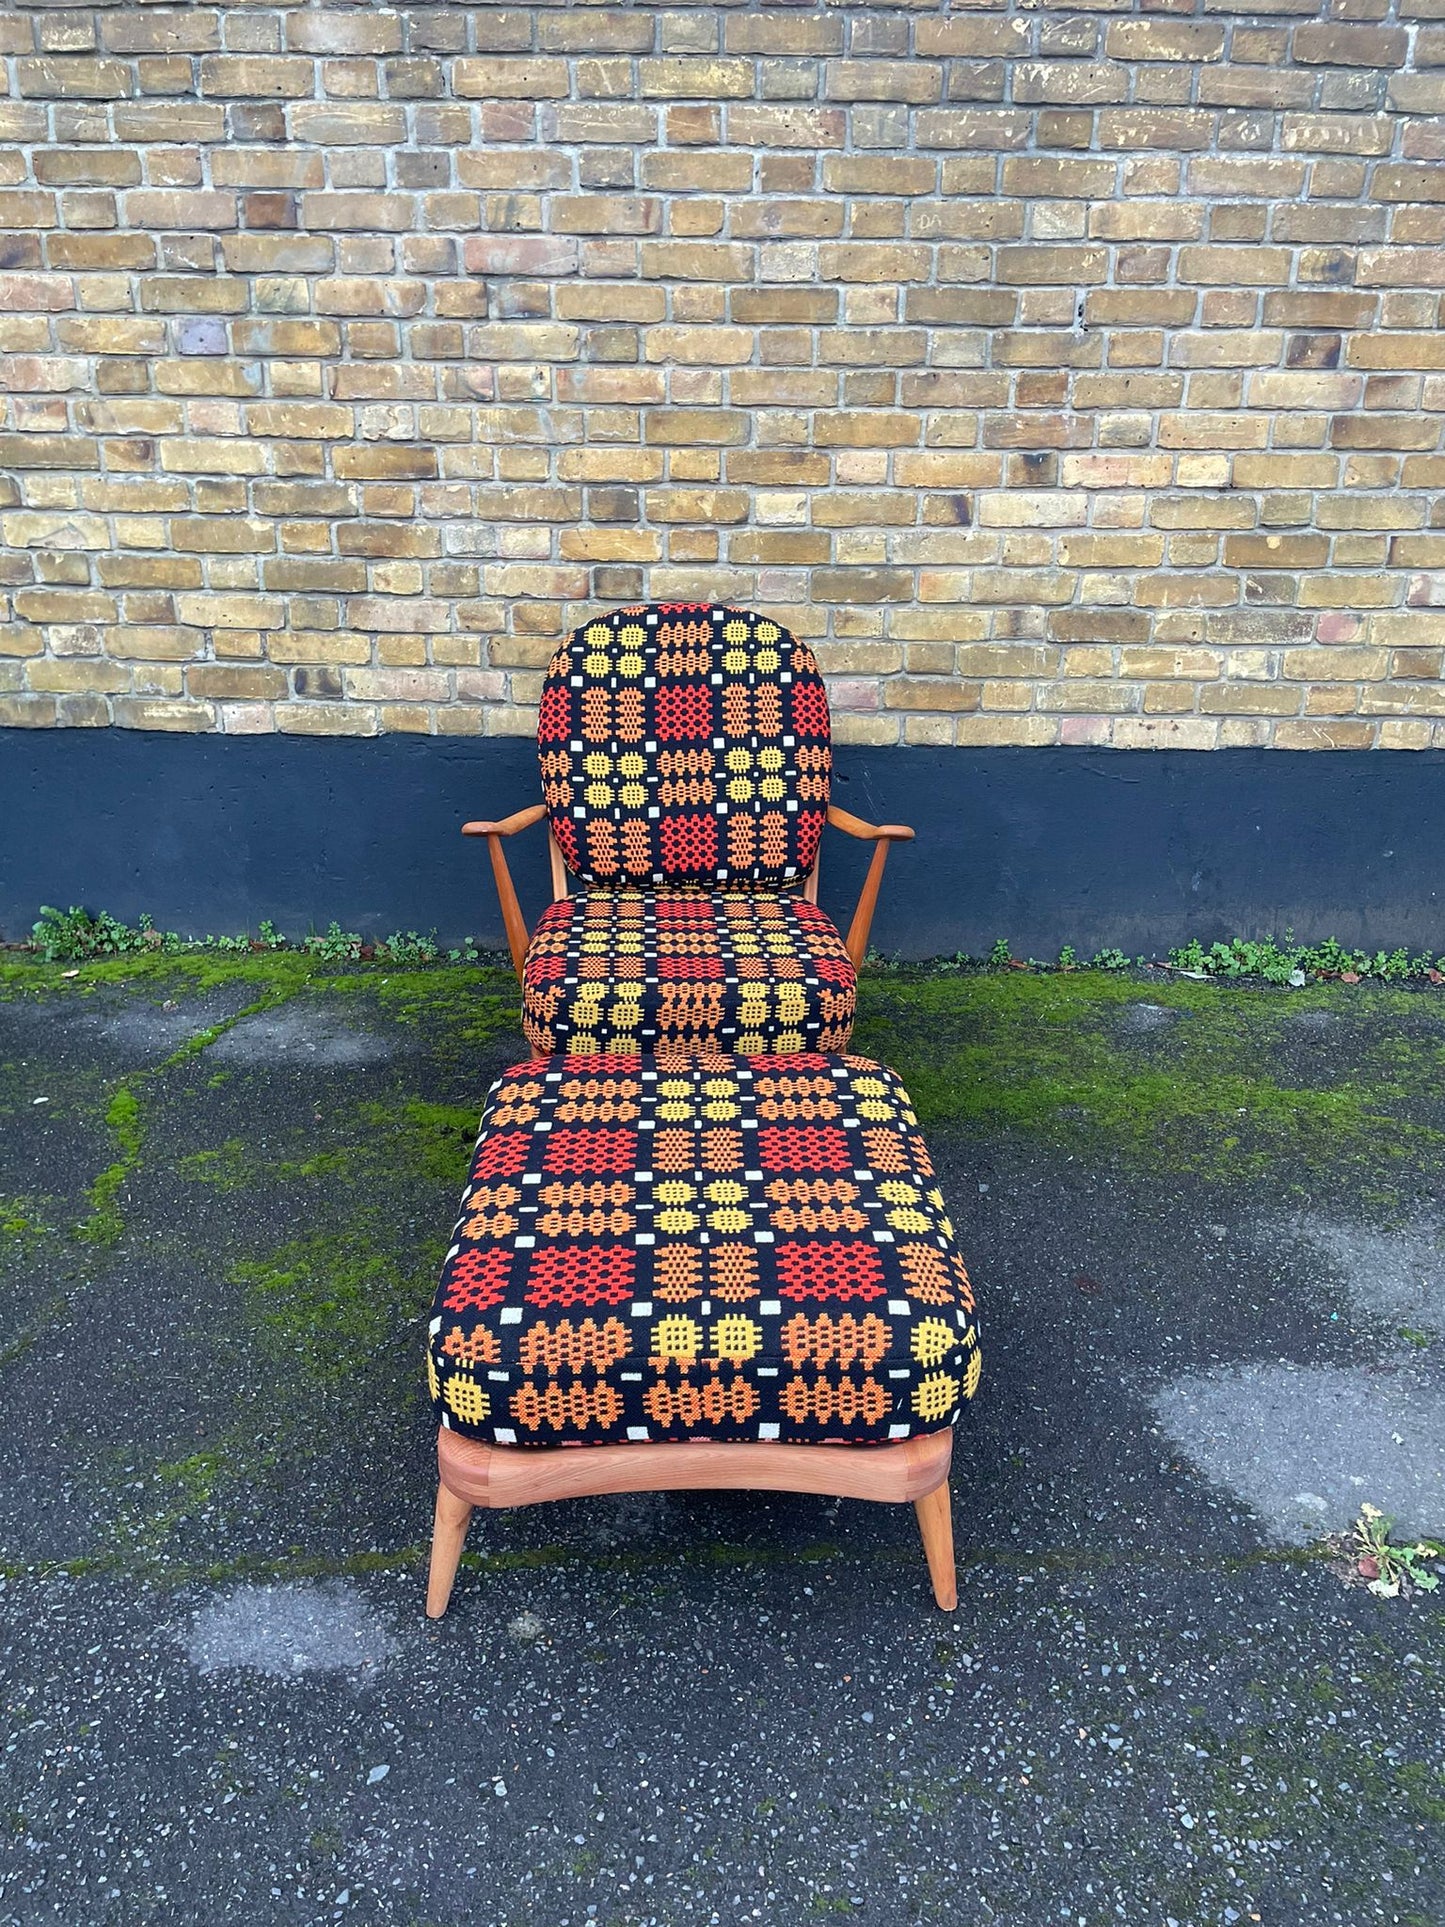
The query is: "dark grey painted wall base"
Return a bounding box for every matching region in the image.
[2,727,1441,957]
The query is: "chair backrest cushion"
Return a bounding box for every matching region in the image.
[538,603,831,889]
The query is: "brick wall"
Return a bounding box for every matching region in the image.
[2,2,1444,752]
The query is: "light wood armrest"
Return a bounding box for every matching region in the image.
[462,803,548,839]
[826,803,915,844]
[461,801,548,981]
[823,804,915,969]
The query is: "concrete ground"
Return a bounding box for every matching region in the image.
[2,955,1443,1927]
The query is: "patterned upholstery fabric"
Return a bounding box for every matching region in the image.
[521,890,858,1058]
[537,603,831,890]
[428,1053,981,1450]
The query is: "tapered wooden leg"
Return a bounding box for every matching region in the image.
[426,1482,474,1619]
[913,1482,957,1612]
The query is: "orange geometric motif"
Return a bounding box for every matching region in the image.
[440,1324,502,1368]
[644,1374,760,1431]
[654,1244,702,1303]
[707,1243,760,1301]
[513,1381,624,1435]
[778,1376,890,1428]
[780,1312,891,1372]
[895,1244,957,1306]
[518,1317,631,1376]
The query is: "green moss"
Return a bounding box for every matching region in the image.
[852,970,1445,1189]
[156,1448,227,1511]
[115,1445,240,1553]
[272,1098,480,1192]
[75,1085,143,1245]
[0,1292,66,1370]
[62,978,309,1246]
[1201,1714,1445,1849]
[176,1139,254,1191]
[230,1229,441,1385]
[0,1196,54,1257]
[360,1098,480,1188]
[363,962,520,1044]
[0,950,324,999]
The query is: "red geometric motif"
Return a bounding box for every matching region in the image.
[758,1125,852,1173]
[542,1129,638,1174]
[441,1246,511,1313]
[471,1131,530,1179]
[537,682,570,741]
[659,816,718,874]
[525,1244,635,1309]
[655,684,713,741]
[774,1241,887,1303]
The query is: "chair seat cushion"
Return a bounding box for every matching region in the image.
[521,891,858,1057]
[428,1053,981,1449]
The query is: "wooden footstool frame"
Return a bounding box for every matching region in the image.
[426,1426,958,1618]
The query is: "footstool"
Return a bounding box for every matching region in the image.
[423,1052,981,1615]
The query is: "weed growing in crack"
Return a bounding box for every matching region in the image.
[1346,1504,1443,1600]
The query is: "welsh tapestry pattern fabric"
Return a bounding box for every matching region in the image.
[521,891,858,1058]
[537,603,831,890]
[428,1054,981,1450]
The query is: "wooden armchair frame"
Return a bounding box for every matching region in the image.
[463,802,915,984]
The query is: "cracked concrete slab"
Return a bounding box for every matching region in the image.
[3,984,257,1067]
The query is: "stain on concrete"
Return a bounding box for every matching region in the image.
[185,1580,397,1678]
[1281,1214,1445,1339]
[3,986,255,1066]
[1150,1360,1445,1543]
[207,1004,393,1067]
[1116,1001,1182,1035]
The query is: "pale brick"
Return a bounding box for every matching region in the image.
[199,56,314,98]
[452,58,569,100]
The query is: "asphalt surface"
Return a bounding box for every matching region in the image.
[2,964,1443,1927]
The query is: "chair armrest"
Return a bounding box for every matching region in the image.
[826,803,915,844]
[462,802,548,839]
[824,805,915,970]
[461,801,548,981]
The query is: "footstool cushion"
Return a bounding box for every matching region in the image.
[427,1052,981,1450]
[521,890,858,1057]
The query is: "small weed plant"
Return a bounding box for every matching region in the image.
[1168,934,1439,986]
[23,905,1445,987]
[374,930,442,966]
[32,905,185,961]
[300,921,364,963]
[1350,1503,1442,1600]
[27,907,482,967]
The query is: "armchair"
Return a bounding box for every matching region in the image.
[465,604,914,1055]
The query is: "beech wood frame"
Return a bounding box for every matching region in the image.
[425,1427,958,1619]
[462,801,915,984]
